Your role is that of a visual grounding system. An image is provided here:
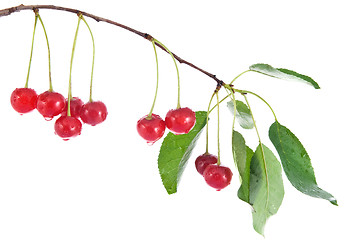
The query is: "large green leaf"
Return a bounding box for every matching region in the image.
[227,100,254,129]
[269,121,337,205]
[249,63,320,89]
[232,130,254,203]
[250,144,285,236]
[158,111,207,194]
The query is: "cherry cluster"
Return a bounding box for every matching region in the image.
[195,153,233,191]
[10,88,107,140]
[136,107,196,144]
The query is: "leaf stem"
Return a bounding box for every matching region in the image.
[80,14,96,102]
[147,39,160,119]
[242,94,269,208]
[24,14,38,88]
[67,15,81,116]
[153,39,181,109]
[234,89,278,121]
[36,11,53,91]
[229,69,252,85]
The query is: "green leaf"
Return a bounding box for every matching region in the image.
[227,100,254,129]
[250,144,285,236]
[158,111,207,195]
[269,121,337,205]
[232,130,254,203]
[249,63,320,89]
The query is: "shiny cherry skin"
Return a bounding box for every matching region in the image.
[80,101,108,126]
[203,165,233,191]
[165,107,196,135]
[137,114,166,144]
[10,88,38,114]
[195,153,218,175]
[36,91,66,120]
[54,116,82,140]
[61,97,84,119]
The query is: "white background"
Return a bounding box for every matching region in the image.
[0,0,358,239]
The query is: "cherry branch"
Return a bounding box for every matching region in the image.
[0,4,225,87]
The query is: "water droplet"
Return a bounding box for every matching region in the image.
[44,116,53,121]
[19,113,23,116]
[147,141,154,146]
[63,138,70,141]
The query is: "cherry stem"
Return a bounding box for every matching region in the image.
[80,15,96,102]
[35,11,53,91]
[24,13,38,88]
[147,39,160,120]
[216,91,221,165]
[153,39,181,109]
[205,92,216,153]
[67,15,82,116]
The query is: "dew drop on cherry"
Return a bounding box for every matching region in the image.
[44,116,53,121]
[147,141,155,146]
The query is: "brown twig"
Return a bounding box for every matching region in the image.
[0,4,226,86]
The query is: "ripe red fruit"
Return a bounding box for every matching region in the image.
[203,165,233,191]
[61,97,84,118]
[165,107,196,134]
[54,116,82,140]
[36,91,66,120]
[137,114,166,144]
[80,101,108,126]
[10,88,38,114]
[195,153,218,175]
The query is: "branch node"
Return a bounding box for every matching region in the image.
[144,33,153,41]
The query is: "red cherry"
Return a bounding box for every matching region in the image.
[203,165,233,191]
[137,114,166,144]
[61,97,84,119]
[195,153,218,175]
[165,107,196,134]
[10,88,38,114]
[54,116,82,140]
[80,101,108,126]
[36,91,66,120]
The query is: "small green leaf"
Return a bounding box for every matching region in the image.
[232,130,254,203]
[227,100,254,129]
[250,144,285,236]
[158,111,207,194]
[269,121,337,205]
[249,63,320,89]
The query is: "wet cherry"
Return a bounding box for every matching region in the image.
[203,165,233,191]
[61,97,84,119]
[80,101,108,126]
[10,88,38,114]
[36,91,66,120]
[195,153,218,175]
[54,116,82,140]
[137,114,166,144]
[165,107,196,134]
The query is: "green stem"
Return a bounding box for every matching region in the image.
[80,15,95,102]
[216,91,221,165]
[209,93,231,113]
[205,92,216,153]
[234,89,278,121]
[37,13,53,91]
[67,16,81,116]
[147,39,159,119]
[229,69,252,85]
[242,94,269,208]
[154,39,181,109]
[24,14,38,88]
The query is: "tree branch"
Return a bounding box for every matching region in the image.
[0,4,225,86]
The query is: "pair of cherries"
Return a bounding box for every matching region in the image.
[136,107,196,144]
[195,153,233,191]
[10,87,107,140]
